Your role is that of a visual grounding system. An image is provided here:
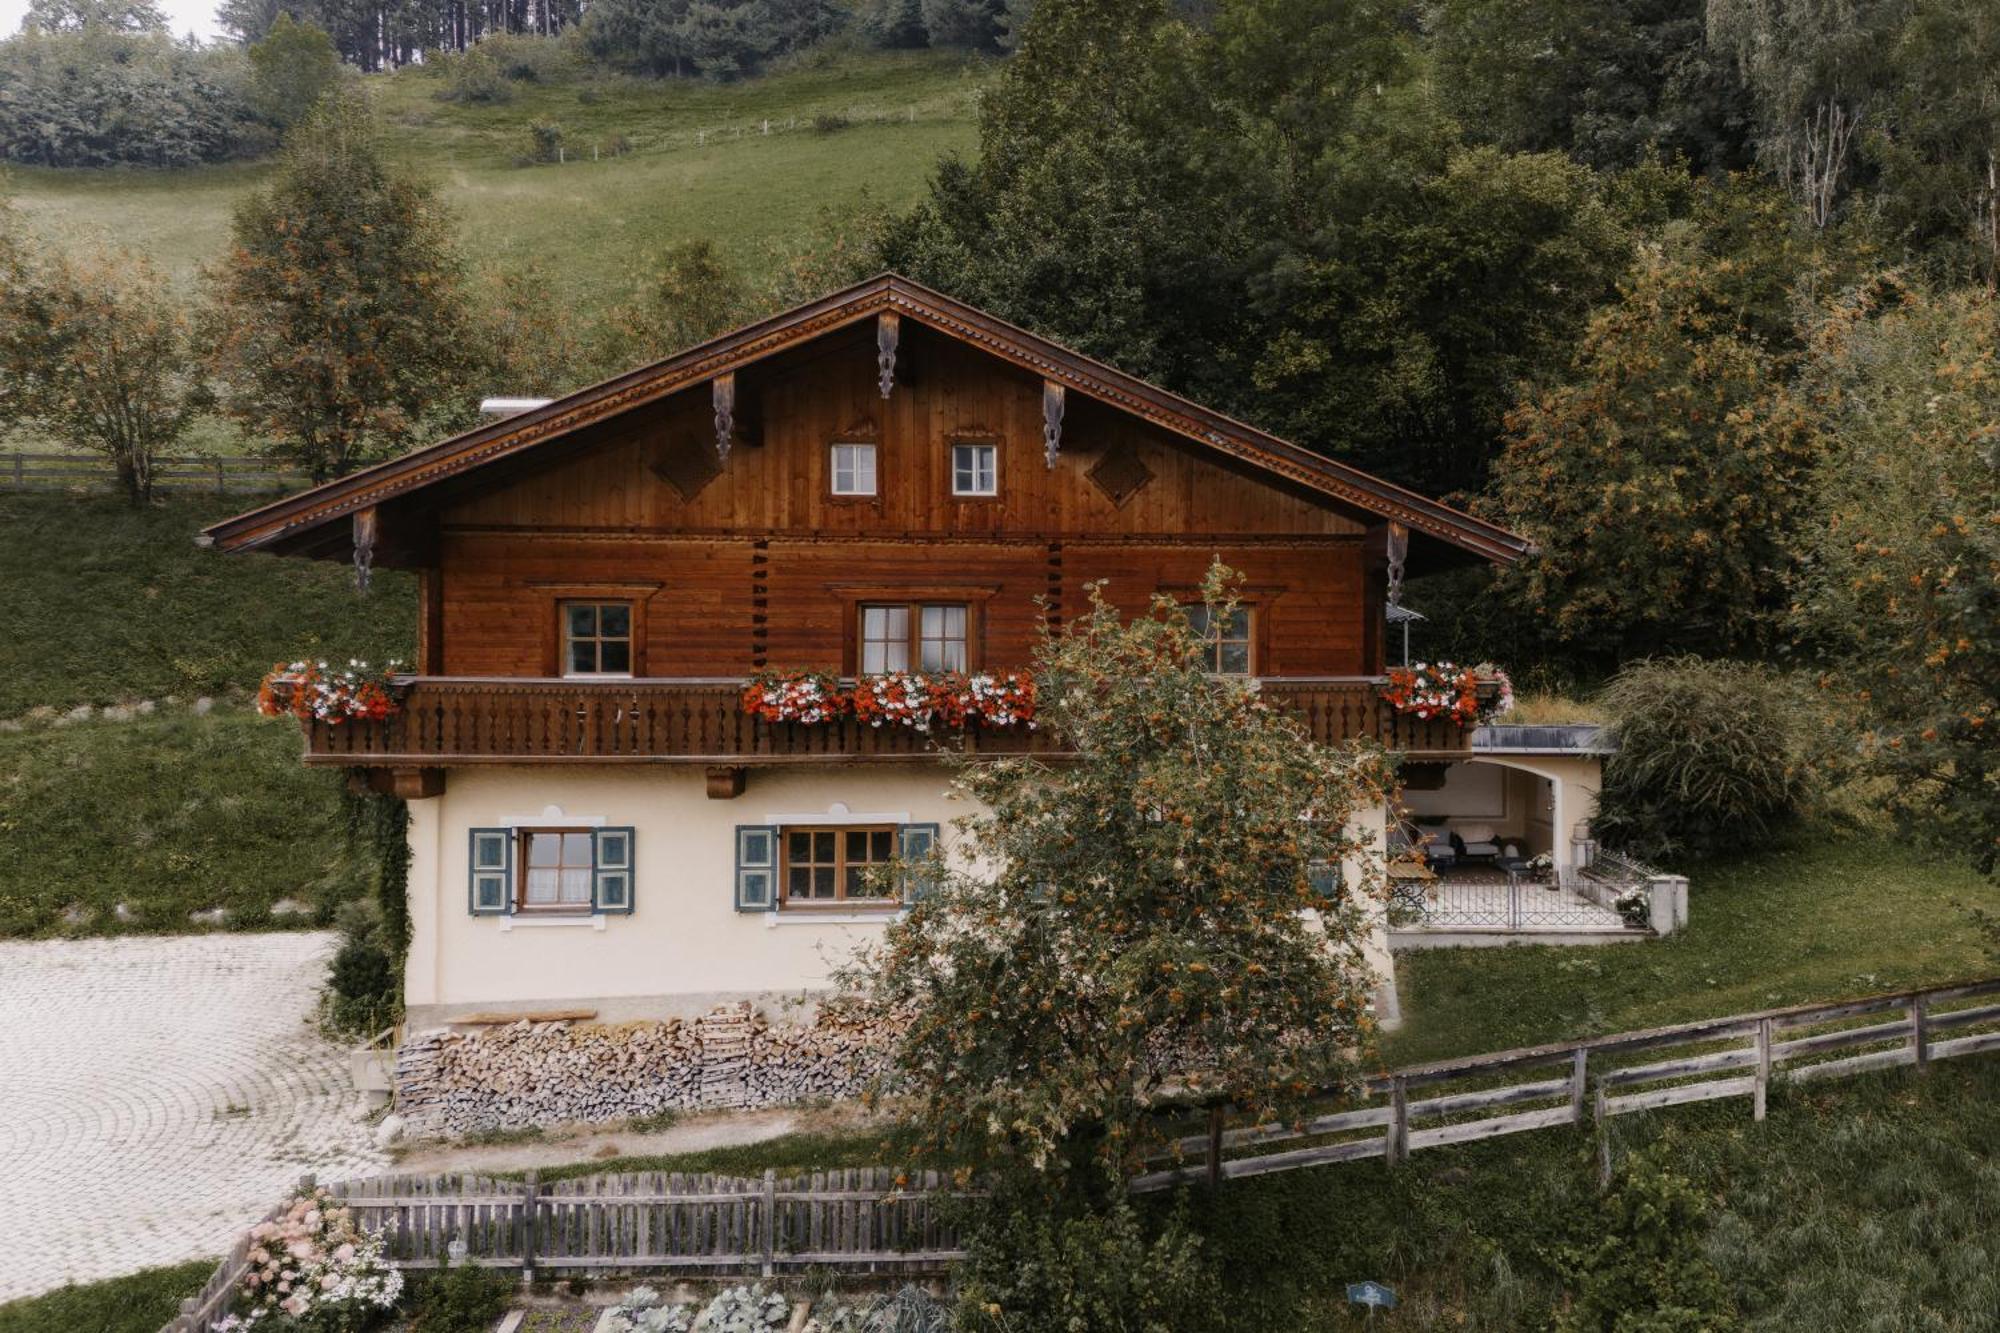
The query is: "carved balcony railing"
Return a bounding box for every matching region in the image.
[282,676,1492,768]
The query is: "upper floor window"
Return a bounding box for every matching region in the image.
[1186,605,1253,676]
[519,829,594,913]
[951,442,998,497]
[563,601,633,677]
[782,825,899,905]
[831,442,877,497]
[860,602,969,673]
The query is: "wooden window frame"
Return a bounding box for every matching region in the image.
[514,827,596,915]
[829,441,879,499]
[778,823,902,909]
[1185,602,1258,677]
[948,438,1000,500]
[559,599,637,679]
[528,583,657,678]
[855,600,975,675]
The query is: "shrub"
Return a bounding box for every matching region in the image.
[812,111,851,133]
[475,32,573,83]
[437,46,512,104]
[1594,657,1816,863]
[1556,1152,1739,1331]
[407,1256,509,1333]
[953,1195,1219,1333]
[519,120,566,165]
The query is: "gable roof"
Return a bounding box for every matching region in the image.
[201,273,1529,565]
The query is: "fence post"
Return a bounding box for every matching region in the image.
[1507,876,1520,930]
[521,1170,538,1281]
[1386,1076,1408,1166]
[11,453,22,488]
[1569,1048,1588,1126]
[1594,1083,1612,1187]
[1912,996,1930,1073]
[760,1168,777,1277]
[1753,1018,1772,1121]
[214,458,226,495]
[1205,1105,1224,1189]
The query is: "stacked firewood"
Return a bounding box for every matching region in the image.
[392,1003,896,1137]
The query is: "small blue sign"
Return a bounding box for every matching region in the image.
[1347,1281,1398,1310]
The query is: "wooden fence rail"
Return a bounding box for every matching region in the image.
[167,977,2000,1331]
[165,1167,972,1333]
[1131,975,2000,1192]
[0,452,307,496]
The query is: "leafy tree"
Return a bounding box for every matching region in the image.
[246,13,341,129]
[1708,0,1900,230]
[595,239,752,368]
[579,0,842,78]
[836,569,1388,1194]
[1795,279,2000,875]
[1428,0,1755,176]
[207,91,482,481]
[0,228,204,504]
[21,0,166,32]
[918,0,1003,50]
[1871,0,2000,287]
[1487,245,1816,659]
[0,27,265,166]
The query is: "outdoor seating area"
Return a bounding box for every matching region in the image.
[1387,861,1637,937]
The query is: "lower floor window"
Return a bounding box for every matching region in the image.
[521,828,594,911]
[783,825,898,905]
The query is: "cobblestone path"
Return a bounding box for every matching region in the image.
[0,933,387,1302]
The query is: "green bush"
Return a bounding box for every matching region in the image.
[408,1255,510,1333]
[1557,1152,1740,1331]
[953,1195,1219,1333]
[438,46,513,104]
[519,119,566,164]
[1595,658,1815,862]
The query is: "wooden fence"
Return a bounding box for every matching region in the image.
[1131,975,2000,1192]
[166,976,2000,1331]
[0,452,306,496]
[165,1167,971,1333]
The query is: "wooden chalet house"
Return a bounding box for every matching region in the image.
[205,275,1529,1027]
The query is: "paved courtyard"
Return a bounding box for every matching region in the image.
[0,932,387,1302]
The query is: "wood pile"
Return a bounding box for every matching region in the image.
[393,1003,895,1137]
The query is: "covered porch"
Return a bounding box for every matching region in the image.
[1384,725,1688,947]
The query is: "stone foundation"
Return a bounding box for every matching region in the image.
[393,1002,892,1138]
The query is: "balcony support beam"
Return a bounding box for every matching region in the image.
[706,765,747,799]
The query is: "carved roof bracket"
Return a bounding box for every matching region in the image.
[876,311,899,399]
[712,372,735,463]
[1043,379,1065,469]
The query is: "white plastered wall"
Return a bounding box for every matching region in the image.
[403,763,1403,1028]
[404,764,972,1027]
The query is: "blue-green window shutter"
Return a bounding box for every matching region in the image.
[1307,861,1340,903]
[593,826,635,914]
[469,828,512,915]
[898,823,941,902]
[735,825,778,911]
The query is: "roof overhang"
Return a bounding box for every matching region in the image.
[201,274,1531,567]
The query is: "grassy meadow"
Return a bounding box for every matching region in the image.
[0,1261,220,1333]
[6,49,988,317]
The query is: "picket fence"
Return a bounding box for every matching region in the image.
[0,452,306,496]
[164,1167,971,1333]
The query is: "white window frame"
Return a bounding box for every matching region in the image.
[951,442,998,497]
[830,441,878,497]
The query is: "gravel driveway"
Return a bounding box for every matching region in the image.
[0,932,386,1302]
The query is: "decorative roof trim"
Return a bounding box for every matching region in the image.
[202,275,1529,565]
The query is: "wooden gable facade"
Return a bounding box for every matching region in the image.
[207,276,1525,783]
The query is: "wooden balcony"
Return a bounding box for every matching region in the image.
[290,677,1487,772]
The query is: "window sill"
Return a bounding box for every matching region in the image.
[499,914,608,932]
[763,908,905,928]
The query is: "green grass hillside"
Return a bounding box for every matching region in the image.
[0,494,409,716]
[0,495,406,937]
[6,50,987,316]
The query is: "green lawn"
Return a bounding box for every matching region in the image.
[6,49,987,319]
[1384,834,2000,1066]
[0,494,410,716]
[0,1261,217,1333]
[0,708,371,936]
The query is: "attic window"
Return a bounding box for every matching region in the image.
[831,442,877,496]
[951,443,997,497]
[563,602,633,677]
